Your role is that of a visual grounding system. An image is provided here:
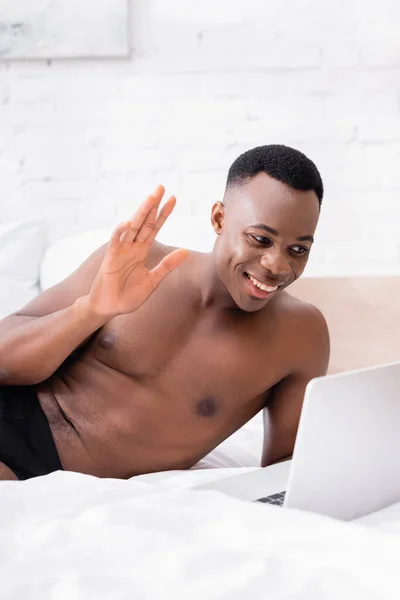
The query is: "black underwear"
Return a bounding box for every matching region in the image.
[0,385,63,480]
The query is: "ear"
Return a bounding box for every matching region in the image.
[211,201,225,235]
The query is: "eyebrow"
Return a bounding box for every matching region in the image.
[249,223,314,244]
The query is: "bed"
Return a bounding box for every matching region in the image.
[1,218,400,598]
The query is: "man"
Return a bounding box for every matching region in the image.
[0,144,329,481]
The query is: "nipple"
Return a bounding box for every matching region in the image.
[98,333,116,349]
[196,396,219,418]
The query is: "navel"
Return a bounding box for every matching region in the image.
[196,396,219,418]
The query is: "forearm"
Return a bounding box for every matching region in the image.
[0,296,108,386]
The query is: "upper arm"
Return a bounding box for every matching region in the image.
[261,303,330,467]
[13,244,108,319]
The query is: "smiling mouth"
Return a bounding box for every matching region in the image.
[243,272,281,299]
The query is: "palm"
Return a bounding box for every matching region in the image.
[89,186,188,317]
[101,242,152,310]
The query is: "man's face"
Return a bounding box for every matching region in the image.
[211,172,320,312]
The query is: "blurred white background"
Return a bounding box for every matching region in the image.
[1,0,400,274]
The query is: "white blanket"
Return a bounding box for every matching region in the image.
[1,468,400,600]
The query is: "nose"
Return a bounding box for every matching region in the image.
[260,248,291,278]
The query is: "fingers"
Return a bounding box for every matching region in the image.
[111,185,176,249]
[109,222,131,252]
[135,203,159,244]
[144,196,176,246]
[149,248,189,290]
[129,185,165,242]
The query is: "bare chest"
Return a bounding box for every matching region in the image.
[47,292,296,477]
[88,297,286,408]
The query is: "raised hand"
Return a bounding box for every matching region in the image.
[87,185,188,318]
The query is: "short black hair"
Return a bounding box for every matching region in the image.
[226,144,323,205]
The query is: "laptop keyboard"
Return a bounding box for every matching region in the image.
[256,491,286,506]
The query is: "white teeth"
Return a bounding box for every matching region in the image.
[248,275,278,293]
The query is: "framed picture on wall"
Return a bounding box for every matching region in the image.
[0,0,130,59]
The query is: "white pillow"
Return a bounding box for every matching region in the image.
[40,217,216,290]
[0,218,48,288]
[0,275,38,320]
[40,229,112,290]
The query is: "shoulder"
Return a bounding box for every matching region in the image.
[280,290,329,335]
[145,240,178,269]
[272,290,330,376]
[146,240,202,277]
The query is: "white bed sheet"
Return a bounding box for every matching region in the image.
[1,466,400,600]
[193,413,264,470]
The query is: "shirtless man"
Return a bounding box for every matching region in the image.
[0,144,329,481]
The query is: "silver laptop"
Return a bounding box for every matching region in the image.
[194,361,400,521]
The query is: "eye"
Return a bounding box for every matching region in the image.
[251,235,272,246]
[290,245,309,256]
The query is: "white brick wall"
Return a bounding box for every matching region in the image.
[1,0,400,274]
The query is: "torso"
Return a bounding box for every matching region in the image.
[36,247,307,478]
